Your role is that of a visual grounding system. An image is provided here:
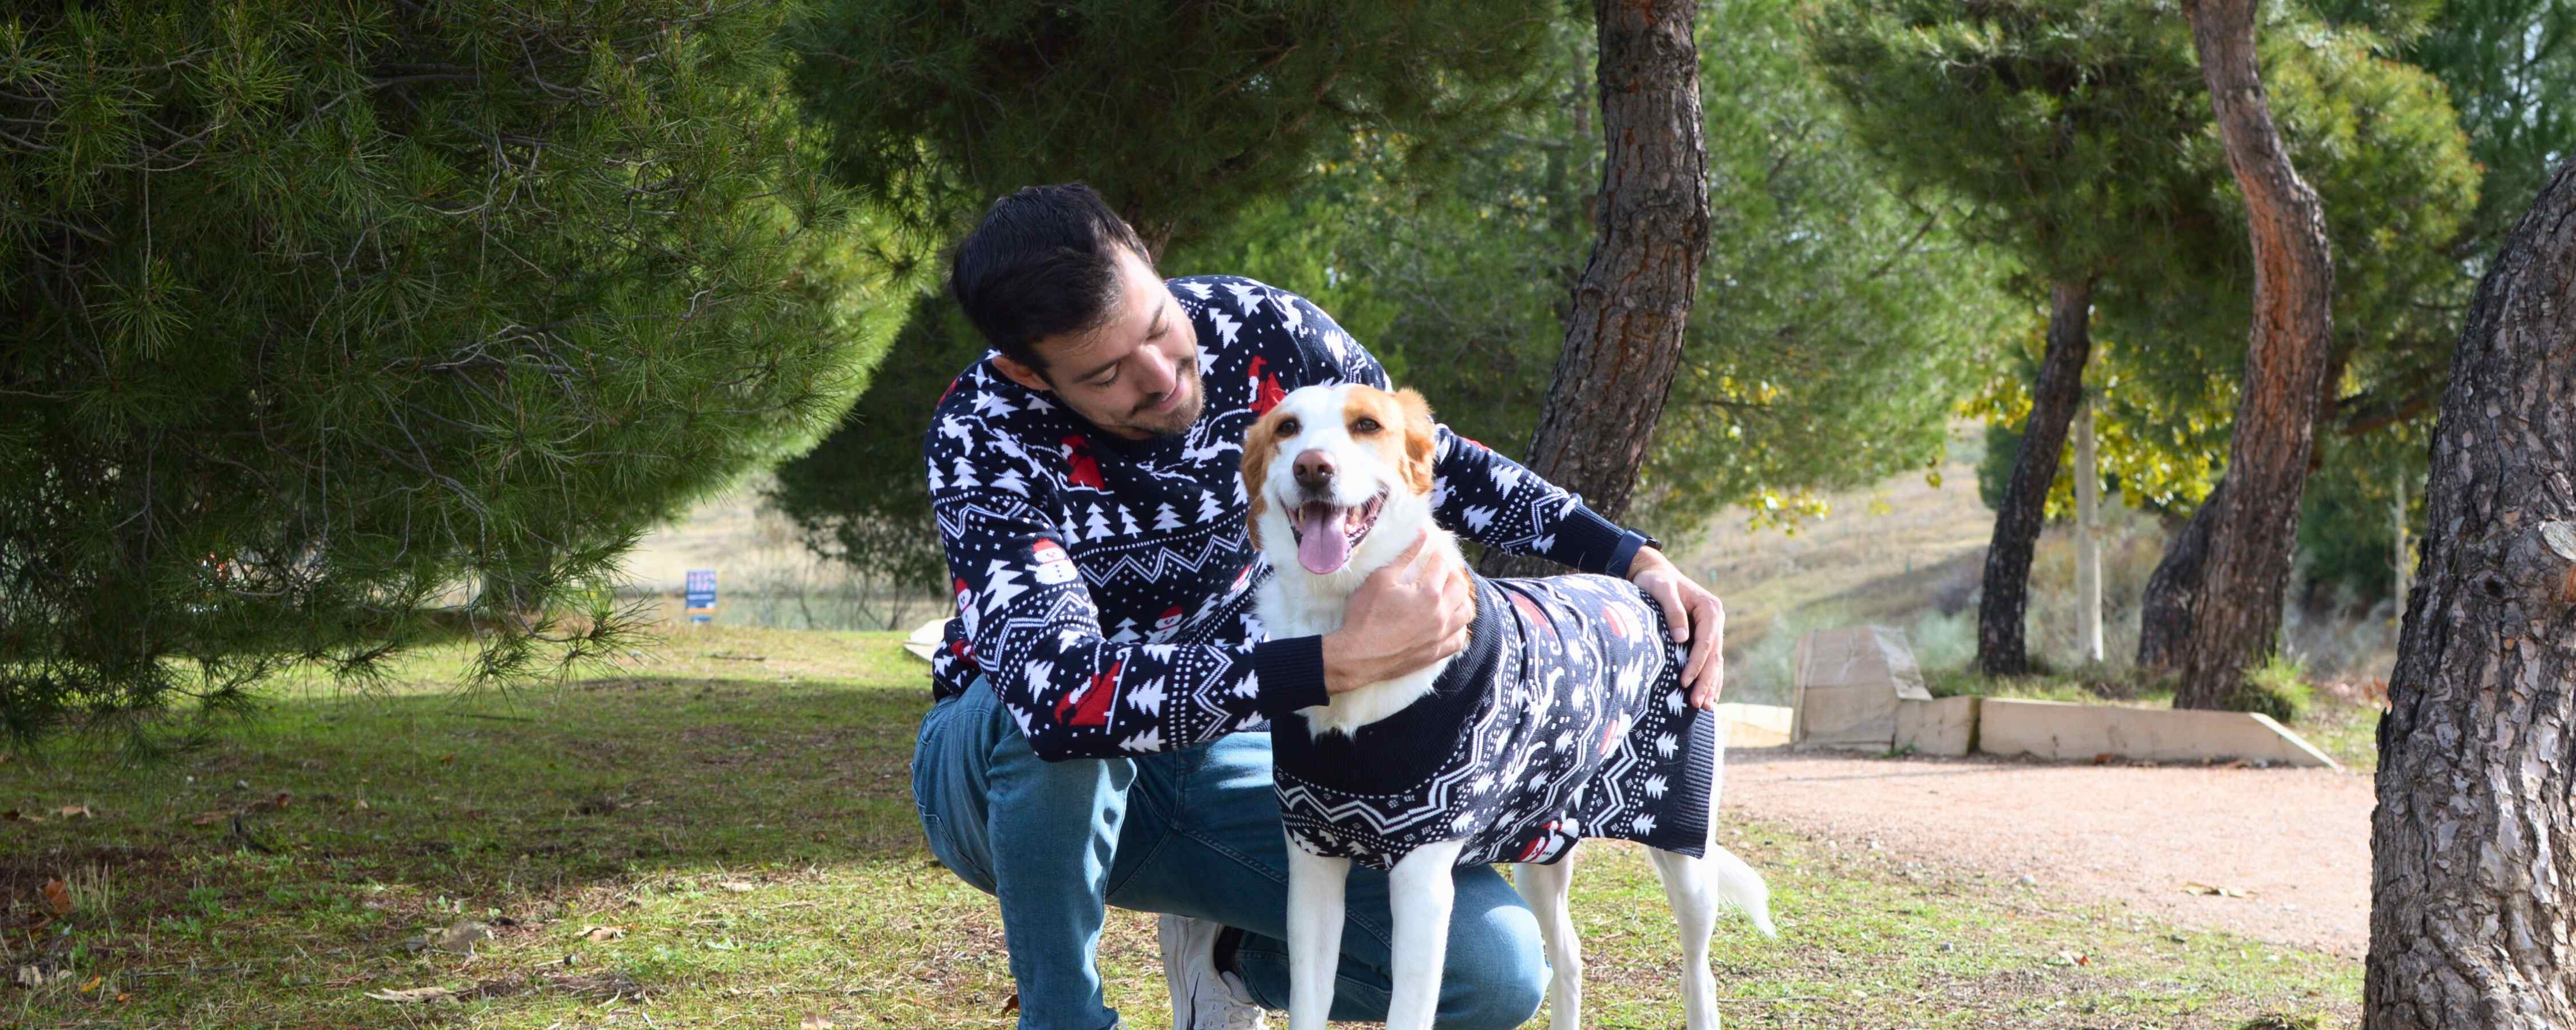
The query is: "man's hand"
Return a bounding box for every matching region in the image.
[1628,546,1725,709]
[1320,531,1474,694]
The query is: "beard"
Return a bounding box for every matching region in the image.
[1115,360,1206,438]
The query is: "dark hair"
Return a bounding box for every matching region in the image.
[949,183,1154,374]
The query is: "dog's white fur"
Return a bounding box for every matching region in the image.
[1245,383,1775,1030]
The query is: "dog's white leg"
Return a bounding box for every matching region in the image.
[1512,857,1583,1030]
[1382,839,1466,1030]
[1285,837,1352,1030]
[1649,847,1722,1030]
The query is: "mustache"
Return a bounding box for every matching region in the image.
[1134,364,1201,415]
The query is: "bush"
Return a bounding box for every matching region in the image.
[2228,654,2316,723]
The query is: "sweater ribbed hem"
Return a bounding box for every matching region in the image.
[1251,636,1331,717]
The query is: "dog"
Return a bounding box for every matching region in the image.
[1240,383,1776,1030]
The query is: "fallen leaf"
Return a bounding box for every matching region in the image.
[187,811,227,826]
[4,810,41,824]
[2091,752,2115,765]
[79,976,100,993]
[2180,881,2256,898]
[248,792,291,813]
[717,881,757,893]
[365,985,461,1003]
[801,1017,835,1029]
[1003,992,1020,1013]
[42,879,71,916]
[14,966,41,989]
[579,925,627,942]
[55,805,92,819]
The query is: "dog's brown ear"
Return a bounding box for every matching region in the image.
[1239,410,1282,548]
[1394,388,1439,495]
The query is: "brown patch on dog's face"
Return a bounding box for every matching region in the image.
[1339,387,1436,497]
[1239,405,1293,549]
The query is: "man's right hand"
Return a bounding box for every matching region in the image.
[1319,530,1474,694]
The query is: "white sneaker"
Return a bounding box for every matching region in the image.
[1159,913,1269,1029]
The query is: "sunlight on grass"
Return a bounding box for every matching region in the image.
[2,627,2357,1027]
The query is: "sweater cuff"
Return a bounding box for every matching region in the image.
[1605,529,1653,579]
[1250,636,1330,718]
[1546,505,1645,575]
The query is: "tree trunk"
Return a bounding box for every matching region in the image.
[2074,396,2104,664]
[2137,477,2225,673]
[2364,159,2576,1029]
[1973,280,2093,676]
[2171,0,2337,710]
[1482,0,1707,580]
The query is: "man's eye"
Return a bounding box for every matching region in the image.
[1278,418,1301,436]
[1352,418,1381,434]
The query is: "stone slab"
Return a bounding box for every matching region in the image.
[1717,703,1794,748]
[1791,625,1934,751]
[1975,699,2342,770]
[1893,696,1980,757]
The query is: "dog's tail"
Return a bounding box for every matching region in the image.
[1705,843,1778,938]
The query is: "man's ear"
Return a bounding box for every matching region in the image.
[992,354,1052,394]
[1394,388,1439,494]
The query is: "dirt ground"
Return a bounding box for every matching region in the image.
[1723,746,2374,956]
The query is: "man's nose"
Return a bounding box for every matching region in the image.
[1293,449,1336,492]
[1134,348,1176,395]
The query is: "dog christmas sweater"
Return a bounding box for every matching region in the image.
[924,275,1655,760]
[1271,574,1719,870]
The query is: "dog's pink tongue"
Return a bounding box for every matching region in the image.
[1297,505,1352,575]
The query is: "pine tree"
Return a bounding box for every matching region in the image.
[0,2,887,747]
[1117,505,1143,537]
[785,0,1556,250]
[1153,503,1183,532]
[1085,505,1115,540]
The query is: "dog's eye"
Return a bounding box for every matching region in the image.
[1277,418,1300,437]
[1352,418,1381,434]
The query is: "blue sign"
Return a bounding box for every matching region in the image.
[685,569,717,624]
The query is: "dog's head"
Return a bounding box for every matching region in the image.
[1240,383,1439,579]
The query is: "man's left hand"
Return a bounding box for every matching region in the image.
[1627,546,1725,709]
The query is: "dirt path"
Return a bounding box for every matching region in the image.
[1723,746,2374,955]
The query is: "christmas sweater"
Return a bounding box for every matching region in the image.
[924,275,1652,761]
[1271,574,1718,871]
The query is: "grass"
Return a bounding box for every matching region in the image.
[3,625,2361,1027]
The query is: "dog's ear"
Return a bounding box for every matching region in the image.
[1393,388,1439,496]
[1239,410,1282,549]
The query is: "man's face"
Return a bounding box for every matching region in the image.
[995,249,1204,440]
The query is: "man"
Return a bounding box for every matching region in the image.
[914,184,1728,1028]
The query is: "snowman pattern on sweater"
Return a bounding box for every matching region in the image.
[1271,574,1719,871]
[924,276,1653,761]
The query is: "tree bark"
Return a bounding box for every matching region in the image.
[1482,0,1707,579]
[2171,0,2337,710]
[2364,158,2576,1029]
[2137,477,2225,673]
[1973,279,2093,676]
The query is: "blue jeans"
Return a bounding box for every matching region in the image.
[911,679,1548,1029]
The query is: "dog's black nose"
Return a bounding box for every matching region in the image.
[1293,449,1336,492]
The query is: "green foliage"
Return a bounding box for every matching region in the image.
[1805,0,2221,287]
[1189,4,2011,545]
[763,296,977,597]
[0,2,894,747]
[2233,653,2316,723]
[1830,0,2478,611]
[783,0,1559,250]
